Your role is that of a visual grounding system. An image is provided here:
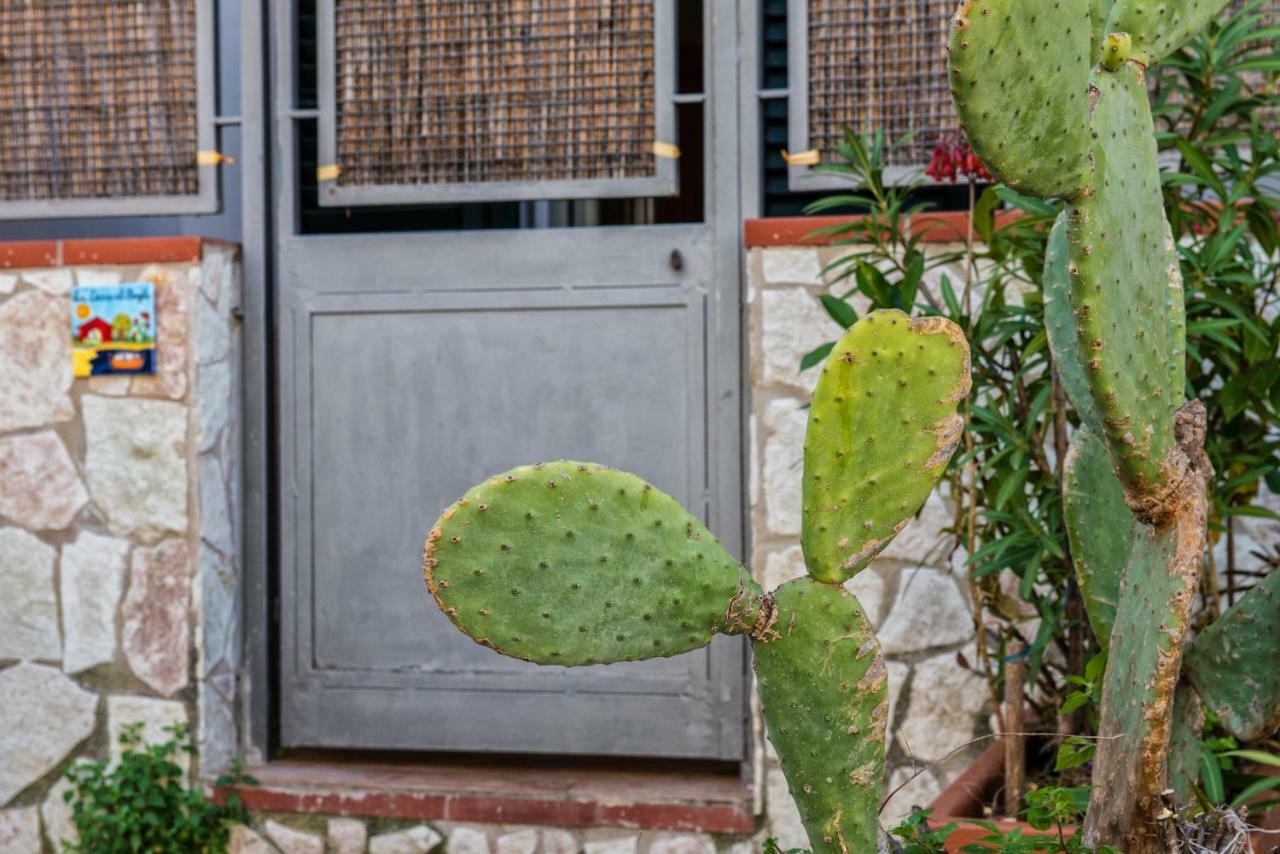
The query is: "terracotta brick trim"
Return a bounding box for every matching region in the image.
[219,760,756,834]
[0,236,235,269]
[743,211,1023,248]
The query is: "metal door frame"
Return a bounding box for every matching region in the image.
[238,0,763,764]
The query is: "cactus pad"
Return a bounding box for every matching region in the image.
[1104,0,1233,66]
[801,310,970,584]
[752,577,887,854]
[1065,64,1185,503]
[1062,430,1130,646]
[424,462,761,666]
[947,0,1094,199]
[1086,518,1199,842]
[1089,0,1117,54]
[1045,213,1103,434]
[1167,681,1204,806]
[1184,570,1280,742]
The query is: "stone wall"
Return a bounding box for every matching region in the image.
[0,240,242,852]
[745,244,990,846]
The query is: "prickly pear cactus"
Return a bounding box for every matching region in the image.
[421,310,971,854]
[1061,430,1129,646]
[1183,570,1280,742]
[1105,0,1235,66]
[1062,62,1189,509]
[1167,681,1205,805]
[753,578,887,852]
[947,0,1093,198]
[802,311,970,583]
[1043,214,1102,435]
[949,1,1227,849]
[425,463,762,666]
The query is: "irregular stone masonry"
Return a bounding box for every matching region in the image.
[0,243,242,851]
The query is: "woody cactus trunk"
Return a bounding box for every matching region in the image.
[422,311,972,853]
[949,1,1280,851]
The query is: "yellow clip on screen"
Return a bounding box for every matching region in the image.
[652,142,681,159]
[782,149,821,167]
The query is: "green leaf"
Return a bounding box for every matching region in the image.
[940,274,962,320]
[1055,737,1095,771]
[1201,745,1226,804]
[1221,749,1280,768]
[900,253,925,311]
[995,186,1057,216]
[855,262,895,307]
[973,186,1002,245]
[818,294,858,330]
[1230,775,1280,808]
[800,342,836,372]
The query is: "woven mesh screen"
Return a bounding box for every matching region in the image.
[0,1,199,202]
[334,0,658,188]
[805,0,958,168]
[804,0,1278,170]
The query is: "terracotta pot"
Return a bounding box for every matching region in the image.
[926,740,1068,852]
[926,739,1280,853]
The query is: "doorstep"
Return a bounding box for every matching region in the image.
[223,759,757,834]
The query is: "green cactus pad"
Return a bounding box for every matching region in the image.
[1045,213,1102,434]
[801,310,970,584]
[424,462,761,666]
[1089,0,1117,56]
[1104,0,1232,66]
[1184,570,1280,741]
[1167,681,1204,806]
[947,0,1094,199]
[752,577,887,854]
[1065,63,1185,502]
[1086,520,1197,840]
[1062,430,1130,646]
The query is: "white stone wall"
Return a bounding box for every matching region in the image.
[0,246,241,851]
[745,245,990,845]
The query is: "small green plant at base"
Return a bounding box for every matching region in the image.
[62,722,256,853]
[761,837,812,854]
[891,807,959,853]
[956,786,1119,853]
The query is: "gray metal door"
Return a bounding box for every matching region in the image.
[271,1,747,759]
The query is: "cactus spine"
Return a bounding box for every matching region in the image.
[950,1,1278,850]
[424,310,971,852]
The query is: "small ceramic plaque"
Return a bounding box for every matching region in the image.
[71,283,156,377]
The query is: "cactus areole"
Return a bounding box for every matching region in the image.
[423,310,972,853]
[947,1,1280,852]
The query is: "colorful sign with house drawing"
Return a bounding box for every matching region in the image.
[70,283,156,377]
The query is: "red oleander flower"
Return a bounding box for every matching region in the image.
[927,138,992,183]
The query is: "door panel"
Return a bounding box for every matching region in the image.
[277,228,745,758]
[273,0,745,761]
[309,300,695,672]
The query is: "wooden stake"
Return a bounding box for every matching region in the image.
[1003,644,1027,818]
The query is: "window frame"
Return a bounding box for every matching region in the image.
[784,0,940,191]
[0,0,219,220]
[314,0,680,206]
